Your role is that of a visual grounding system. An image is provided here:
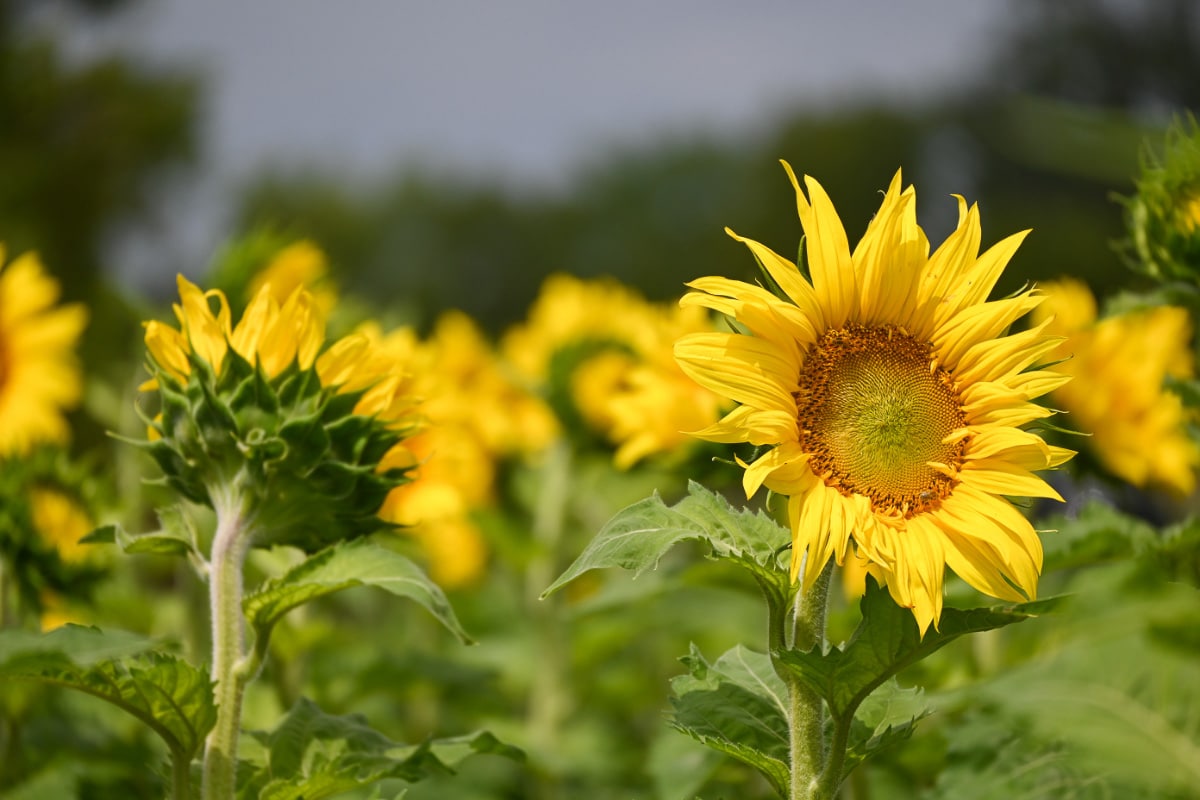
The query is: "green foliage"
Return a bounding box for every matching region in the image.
[543,481,791,604]
[0,625,215,762]
[238,697,522,800]
[244,539,472,648]
[776,578,1051,718]
[668,645,790,796]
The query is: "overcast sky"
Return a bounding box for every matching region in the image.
[56,0,1014,285]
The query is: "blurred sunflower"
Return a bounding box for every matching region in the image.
[1033,278,1198,495]
[372,311,556,587]
[676,163,1073,633]
[504,273,722,465]
[246,239,338,317]
[0,247,87,455]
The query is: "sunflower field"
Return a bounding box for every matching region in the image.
[4,3,1200,800]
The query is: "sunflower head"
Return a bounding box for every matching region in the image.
[676,162,1073,633]
[0,246,87,455]
[1121,116,1200,282]
[140,275,420,552]
[1033,278,1198,495]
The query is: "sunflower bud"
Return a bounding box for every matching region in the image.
[1122,116,1200,283]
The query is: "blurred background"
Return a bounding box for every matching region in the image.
[7,0,1193,333]
[5,2,1200,798]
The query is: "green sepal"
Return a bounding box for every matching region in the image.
[0,625,216,762]
[244,539,472,651]
[542,481,791,600]
[667,644,790,797]
[238,697,523,800]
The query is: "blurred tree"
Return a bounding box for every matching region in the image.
[0,0,198,302]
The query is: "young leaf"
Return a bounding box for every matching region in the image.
[243,538,471,646]
[241,697,522,800]
[542,481,791,599]
[668,645,790,796]
[0,625,216,761]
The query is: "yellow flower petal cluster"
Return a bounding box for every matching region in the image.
[373,311,556,587]
[0,247,87,455]
[247,240,338,317]
[1033,278,1198,495]
[145,275,414,430]
[676,163,1073,633]
[503,273,724,466]
[30,487,94,564]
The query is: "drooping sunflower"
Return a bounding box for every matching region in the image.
[0,247,88,455]
[141,275,420,550]
[675,163,1073,632]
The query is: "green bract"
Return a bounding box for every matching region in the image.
[139,347,416,553]
[1122,116,1200,282]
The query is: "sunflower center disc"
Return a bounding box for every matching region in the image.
[797,324,967,517]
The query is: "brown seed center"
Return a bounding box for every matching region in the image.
[797,324,967,517]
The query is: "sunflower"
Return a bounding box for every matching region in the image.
[1032,278,1198,495]
[0,247,87,455]
[675,163,1073,632]
[141,276,420,548]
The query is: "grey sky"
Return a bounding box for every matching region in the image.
[58,0,1013,285]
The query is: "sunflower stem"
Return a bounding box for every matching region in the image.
[527,439,572,798]
[784,559,832,800]
[201,485,254,800]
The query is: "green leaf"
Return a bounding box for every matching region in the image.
[241,697,522,800]
[1040,499,1156,572]
[841,680,928,775]
[81,505,206,560]
[244,538,472,646]
[543,481,791,599]
[668,644,790,797]
[775,578,1056,720]
[0,625,216,760]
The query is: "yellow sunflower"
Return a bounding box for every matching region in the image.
[675,163,1073,633]
[0,247,88,455]
[246,240,338,317]
[1032,278,1198,495]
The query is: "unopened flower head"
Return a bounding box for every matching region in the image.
[140,275,420,551]
[676,163,1073,633]
[0,246,87,455]
[1034,278,1198,495]
[1122,116,1200,282]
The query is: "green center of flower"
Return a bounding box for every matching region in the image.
[797,324,966,517]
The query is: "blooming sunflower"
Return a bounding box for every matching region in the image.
[675,163,1073,633]
[0,247,88,455]
[1032,278,1198,495]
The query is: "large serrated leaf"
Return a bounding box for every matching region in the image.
[668,644,790,796]
[242,697,522,800]
[775,579,1055,719]
[0,625,215,759]
[243,539,471,645]
[543,481,790,598]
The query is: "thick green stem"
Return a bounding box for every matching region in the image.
[526,440,572,796]
[785,559,833,800]
[171,747,193,800]
[201,488,253,800]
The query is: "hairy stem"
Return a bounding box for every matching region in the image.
[201,487,253,800]
[785,560,833,800]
